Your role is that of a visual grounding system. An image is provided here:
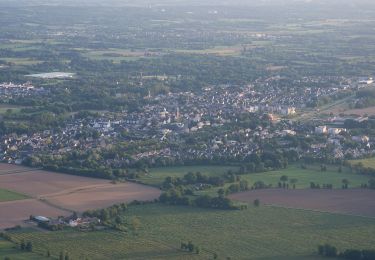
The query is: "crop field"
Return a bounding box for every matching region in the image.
[0,238,48,260]
[138,165,239,187]
[0,164,161,229]
[0,188,28,202]
[229,189,375,217]
[6,203,375,260]
[349,157,375,169]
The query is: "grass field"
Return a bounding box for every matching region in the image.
[6,203,375,259]
[138,165,239,187]
[186,164,371,196]
[0,238,48,260]
[0,189,28,202]
[237,164,370,189]
[0,58,42,66]
[0,105,24,115]
[349,157,375,169]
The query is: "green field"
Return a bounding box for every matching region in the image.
[6,204,375,260]
[239,165,370,189]
[138,164,369,192]
[350,157,375,169]
[0,238,48,260]
[138,165,239,187]
[0,189,29,202]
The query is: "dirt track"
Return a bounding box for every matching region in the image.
[230,189,375,217]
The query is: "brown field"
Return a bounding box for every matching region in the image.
[0,164,161,229]
[229,189,375,217]
[340,106,375,116]
[0,169,108,196]
[44,183,161,212]
[0,199,69,229]
[0,163,35,174]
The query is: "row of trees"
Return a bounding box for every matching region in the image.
[318,244,375,260]
[159,188,246,210]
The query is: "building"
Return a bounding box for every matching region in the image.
[328,128,346,135]
[281,107,296,116]
[32,216,50,224]
[359,77,374,85]
[315,126,327,134]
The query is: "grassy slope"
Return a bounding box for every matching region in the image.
[0,189,29,202]
[138,165,239,187]
[7,204,375,260]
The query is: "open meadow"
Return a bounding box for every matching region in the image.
[5,203,375,260]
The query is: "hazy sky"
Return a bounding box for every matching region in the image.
[0,0,374,6]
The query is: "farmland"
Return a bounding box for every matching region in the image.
[0,164,161,229]
[0,188,28,202]
[229,189,375,217]
[0,238,48,260]
[5,203,375,260]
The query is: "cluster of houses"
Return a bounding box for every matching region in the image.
[30,215,100,230]
[0,76,374,167]
[0,82,48,99]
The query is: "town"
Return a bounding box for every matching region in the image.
[1,76,374,171]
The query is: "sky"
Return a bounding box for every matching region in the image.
[0,0,374,8]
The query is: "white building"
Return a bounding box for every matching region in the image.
[315,126,327,134]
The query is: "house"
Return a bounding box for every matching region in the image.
[281,107,296,116]
[352,136,370,143]
[328,128,346,135]
[315,126,327,134]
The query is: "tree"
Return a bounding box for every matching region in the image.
[290,178,298,189]
[25,242,33,252]
[280,175,288,188]
[131,217,141,234]
[342,179,349,189]
[20,240,25,250]
[218,188,225,198]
